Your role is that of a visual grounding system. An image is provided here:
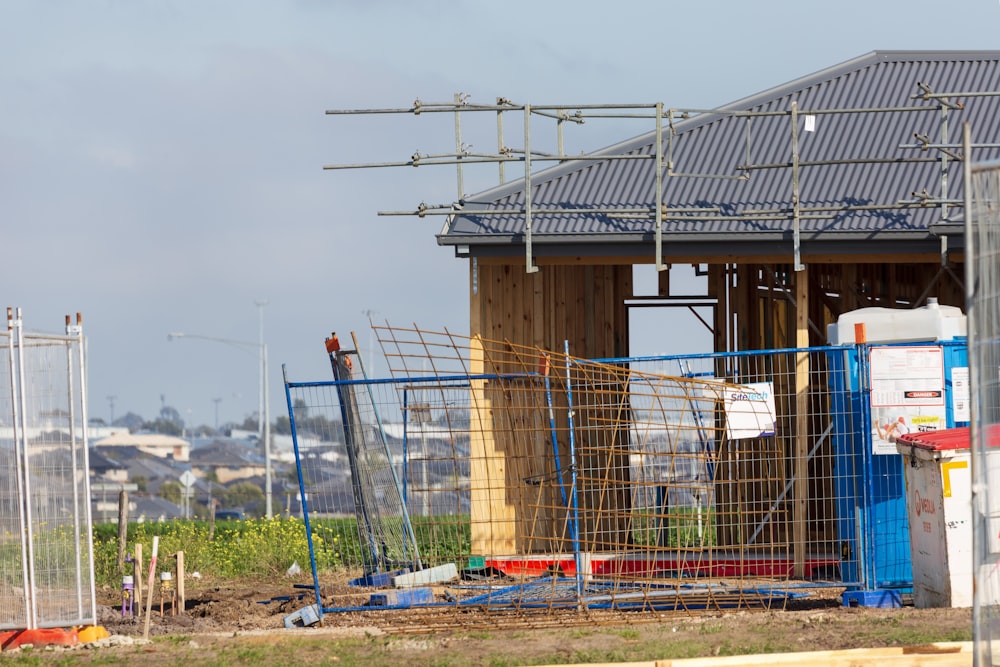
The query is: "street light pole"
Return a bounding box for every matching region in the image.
[167,329,273,518]
[255,298,271,519]
[212,397,221,433]
[255,300,268,440]
[262,341,271,518]
[361,309,378,376]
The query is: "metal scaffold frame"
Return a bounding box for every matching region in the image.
[324,84,999,274]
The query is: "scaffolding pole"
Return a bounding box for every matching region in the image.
[324,86,992,273]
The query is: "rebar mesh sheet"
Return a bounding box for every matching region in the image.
[0,319,96,630]
[287,379,470,569]
[286,326,864,615]
[328,346,421,574]
[623,350,863,587]
[456,577,797,611]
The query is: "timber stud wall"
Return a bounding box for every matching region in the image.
[466,256,964,558]
[469,260,633,553]
[471,261,631,360]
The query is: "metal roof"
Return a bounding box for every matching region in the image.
[439,51,1000,261]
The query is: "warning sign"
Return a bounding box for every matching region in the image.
[904,390,942,400]
[870,347,945,408]
[869,346,947,455]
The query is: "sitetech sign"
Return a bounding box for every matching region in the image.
[723,381,777,440]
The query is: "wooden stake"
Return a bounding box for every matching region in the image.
[142,536,159,639]
[175,551,185,615]
[793,266,810,579]
[116,490,128,573]
[133,542,143,615]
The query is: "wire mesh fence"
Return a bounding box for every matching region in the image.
[0,309,96,630]
[286,325,973,617]
[968,159,1000,664]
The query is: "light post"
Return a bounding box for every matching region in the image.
[167,331,273,518]
[412,401,432,517]
[212,398,222,433]
[361,309,378,375]
[255,299,268,444]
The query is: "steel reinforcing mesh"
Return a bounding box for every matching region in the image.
[285,326,866,615]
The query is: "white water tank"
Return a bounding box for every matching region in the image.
[826,298,966,345]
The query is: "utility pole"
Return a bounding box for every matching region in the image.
[168,324,273,519]
[212,398,222,433]
[255,298,272,519]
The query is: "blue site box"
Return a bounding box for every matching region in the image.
[829,329,968,607]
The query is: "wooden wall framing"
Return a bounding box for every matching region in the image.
[467,255,965,558]
[468,261,632,554]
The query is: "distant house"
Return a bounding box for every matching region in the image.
[93,432,190,462]
[88,448,133,522]
[131,496,184,523]
[89,445,197,522]
[88,448,129,484]
[188,439,265,484]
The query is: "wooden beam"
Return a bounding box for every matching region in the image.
[651,642,971,667]
[584,266,596,358]
[471,253,962,267]
[736,264,752,351]
[469,335,516,556]
[793,266,810,578]
[657,264,670,296]
[763,264,775,349]
[531,269,545,350]
[468,264,516,556]
[709,265,728,353]
[842,262,858,312]
[617,265,631,357]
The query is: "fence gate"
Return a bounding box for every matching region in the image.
[0,308,96,630]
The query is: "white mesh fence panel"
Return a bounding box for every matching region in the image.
[969,162,1000,665]
[0,310,96,630]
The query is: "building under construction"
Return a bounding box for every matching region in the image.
[288,51,998,616]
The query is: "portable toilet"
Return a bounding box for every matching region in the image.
[827,298,969,607]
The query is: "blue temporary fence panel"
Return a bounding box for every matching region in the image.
[829,339,968,604]
[282,331,968,615]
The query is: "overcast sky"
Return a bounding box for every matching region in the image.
[4,0,999,429]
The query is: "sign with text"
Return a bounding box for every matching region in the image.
[723,382,777,440]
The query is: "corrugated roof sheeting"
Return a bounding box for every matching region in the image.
[444,51,1000,246]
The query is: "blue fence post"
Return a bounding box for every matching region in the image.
[563,341,584,601]
[541,354,569,509]
[282,364,324,621]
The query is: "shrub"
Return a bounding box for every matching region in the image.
[93,517,311,584]
[92,514,473,586]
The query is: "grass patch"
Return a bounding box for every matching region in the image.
[698,622,725,635]
[92,515,473,587]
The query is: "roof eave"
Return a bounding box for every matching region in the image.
[439,231,961,261]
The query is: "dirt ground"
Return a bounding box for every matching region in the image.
[40,578,976,665]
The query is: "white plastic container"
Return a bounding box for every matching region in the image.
[896,427,974,608]
[827,298,966,344]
